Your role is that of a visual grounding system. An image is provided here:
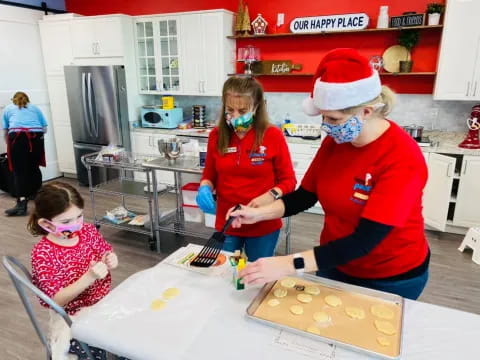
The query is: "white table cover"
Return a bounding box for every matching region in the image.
[72,247,480,360]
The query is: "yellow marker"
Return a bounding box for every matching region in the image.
[235,258,246,290]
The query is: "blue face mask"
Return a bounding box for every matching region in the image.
[226,112,254,132]
[321,115,363,144]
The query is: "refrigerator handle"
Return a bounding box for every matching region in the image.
[87,73,99,138]
[82,73,93,137]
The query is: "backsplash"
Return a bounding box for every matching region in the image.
[141,93,478,132]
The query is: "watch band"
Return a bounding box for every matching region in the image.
[269,188,281,200]
[293,253,305,275]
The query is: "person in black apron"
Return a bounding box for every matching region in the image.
[2,92,47,216]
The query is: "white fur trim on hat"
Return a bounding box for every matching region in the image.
[311,70,381,111]
[302,96,321,116]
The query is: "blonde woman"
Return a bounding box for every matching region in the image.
[229,49,430,300]
[197,77,296,261]
[2,91,47,216]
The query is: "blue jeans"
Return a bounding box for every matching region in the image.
[316,267,429,300]
[223,230,280,262]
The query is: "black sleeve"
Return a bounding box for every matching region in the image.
[314,218,393,270]
[281,186,318,217]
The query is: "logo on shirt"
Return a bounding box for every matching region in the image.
[249,145,267,165]
[350,172,373,205]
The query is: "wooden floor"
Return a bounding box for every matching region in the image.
[1,177,479,359]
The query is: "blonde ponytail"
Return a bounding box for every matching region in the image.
[12,91,30,109]
[341,85,396,117]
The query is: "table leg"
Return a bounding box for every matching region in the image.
[174,171,184,232]
[87,165,98,227]
[151,169,161,253]
[285,216,291,255]
[146,170,155,248]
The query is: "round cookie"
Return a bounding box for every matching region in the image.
[371,304,394,320]
[313,311,330,323]
[162,287,180,300]
[281,278,296,288]
[324,295,342,307]
[290,305,304,315]
[268,299,280,307]
[273,288,288,298]
[374,320,397,335]
[345,306,366,319]
[304,285,320,295]
[297,293,313,303]
[150,299,167,311]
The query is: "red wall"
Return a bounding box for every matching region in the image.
[66,0,443,94]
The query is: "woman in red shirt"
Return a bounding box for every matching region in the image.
[229,49,430,300]
[196,77,296,261]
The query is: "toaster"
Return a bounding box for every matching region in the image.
[141,107,183,129]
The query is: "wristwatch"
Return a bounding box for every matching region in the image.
[293,253,305,275]
[269,188,281,200]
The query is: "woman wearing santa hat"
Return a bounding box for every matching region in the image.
[228,48,430,300]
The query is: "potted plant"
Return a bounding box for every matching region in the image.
[426,2,445,26]
[398,29,419,72]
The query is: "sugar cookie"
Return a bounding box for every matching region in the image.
[162,287,180,300]
[290,305,304,315]
[324,295,342,307]
[150,299,167,311]
[304,285,320,295]
[377,336,391,346]
[281,278,296,288]
[313,311,330,323]
[371,304,394,320]
[345,306,366,319]
[273,288,288,298]
[268,299,280,307]
[297,293,313,303]
[374,320,397,335]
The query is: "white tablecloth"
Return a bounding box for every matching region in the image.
[72,246,480,360]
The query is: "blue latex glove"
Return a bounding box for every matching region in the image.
[196,185,216,214]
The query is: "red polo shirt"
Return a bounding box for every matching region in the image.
[202,126,296,237]
[302,121,429,278]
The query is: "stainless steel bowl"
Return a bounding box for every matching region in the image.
[403,125,424,140]
[158,138,183,162]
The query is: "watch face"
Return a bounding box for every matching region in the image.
[293,257,305,270]
[270,189,280,199]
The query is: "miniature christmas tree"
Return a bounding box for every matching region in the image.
[241,3,252,35]
[235,0,244,34]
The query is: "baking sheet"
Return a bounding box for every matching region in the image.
[247,275,403,359]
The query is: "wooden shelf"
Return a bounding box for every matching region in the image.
[229,72,436,77]
[228,25,443,39]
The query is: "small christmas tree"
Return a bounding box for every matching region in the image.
[241,3,252,35]
[235,0,244,34]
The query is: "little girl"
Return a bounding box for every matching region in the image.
[29,181,118,359]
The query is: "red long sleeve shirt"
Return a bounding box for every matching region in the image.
[201,126,296,237]
[31,223,112,315]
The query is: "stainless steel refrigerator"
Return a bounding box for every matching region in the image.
[64,65,131,185]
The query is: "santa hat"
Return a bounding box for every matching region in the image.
[302,48,382,116]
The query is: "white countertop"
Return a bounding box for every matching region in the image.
[71,244,480,360]
[132,127,480,155]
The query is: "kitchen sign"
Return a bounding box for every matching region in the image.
[290,13,369,33]
[390,13,424,28]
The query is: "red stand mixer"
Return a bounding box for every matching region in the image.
[459,104,480,149]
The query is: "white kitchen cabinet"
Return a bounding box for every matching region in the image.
[70,17,125,58]
[423,153,457,231]
[135,10,234,95]
[131,132,174,184]
[452,156,480,227]
[38,20,73,75]
[54,123,76,173]
[434,0,480,100]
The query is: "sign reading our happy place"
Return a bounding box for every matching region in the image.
[290,13,369,33]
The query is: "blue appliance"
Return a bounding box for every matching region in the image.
[141,106,183,129]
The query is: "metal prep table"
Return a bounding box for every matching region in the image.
[142,156,292,254]
[81,152,171,249]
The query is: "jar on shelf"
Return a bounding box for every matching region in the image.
[377,6,389,29]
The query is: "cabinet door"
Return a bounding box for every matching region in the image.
[156,17,181,93]
[423,153,456,231]
[39,22,73,75]
[70,20,96,58]
[434,0,480,100]
[136,21,158,92]
[453,156,480,227]
[180,14,202,94]
[46,75,70,127]
[201,13,222,95]
[94,17,124,57]
[132,132,157,156]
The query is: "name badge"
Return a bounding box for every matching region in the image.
[226,147,237,153]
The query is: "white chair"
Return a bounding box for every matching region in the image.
[458,227,480,265]
[2,255,93,360]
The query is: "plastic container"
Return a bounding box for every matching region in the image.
[181,182,200,206]
[204,213,216,228]
[183,204,203,223]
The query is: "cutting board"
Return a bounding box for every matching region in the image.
[252,60,303,75]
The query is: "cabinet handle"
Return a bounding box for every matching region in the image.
[466,81,471,97]
[447,163,454,177]
[474,81,478,97]
[148,136,152,147]
[463,161,468,175]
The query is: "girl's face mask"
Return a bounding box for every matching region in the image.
[321,115,364,144]
[40,216,84,239]
[225,111,254,132]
